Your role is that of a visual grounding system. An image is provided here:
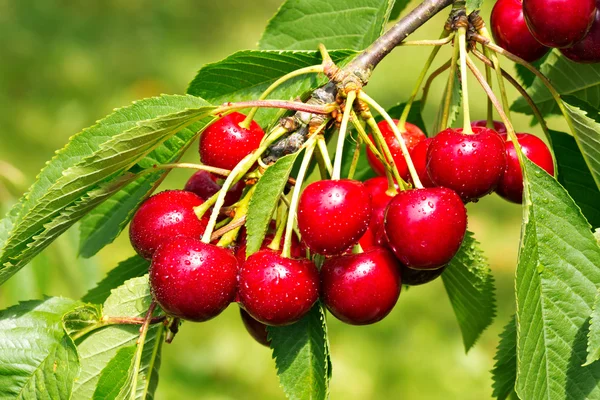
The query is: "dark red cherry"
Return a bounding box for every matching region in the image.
[298,179,372,255]
[496,133,555,203]
[490,0,549,62]
[199,112,265,170]
[409,138,436,188]
[240,308,270,347]
[129,190,208,260]
[561,6,600,62]
[384,188,467,269]
[471,120,507,133]
[361,177,397,246]
[523,0,596,48]
[427,127,507,202]
[238,249,319,326]
[321,248,401,325]
[366,120,426,180]
[184,170,245,206]
[149,237,238,322]
[401,265,447,286]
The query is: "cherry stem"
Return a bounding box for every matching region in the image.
[359,91,423,188]
[483,46,495,128]
[215,99,335,116]
[240,65,325,129]
[439,37,460,131]
[421,59,451,111]
[217,186,256,247]
[457,26,473,134]
[332,91,357,180]
[128,302,160,400]
[476,28,512,119]
[347,134,363,180]
[316,136,333,178]
[268,203,287,251]
[70,315,167,341]
[211,215,247,242]
[397,36,454,47]
[152,163,230,176]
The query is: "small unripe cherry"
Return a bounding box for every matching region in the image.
[240,308,270,347]
[184,170,245,206]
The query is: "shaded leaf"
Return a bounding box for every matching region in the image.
[93,345,137,400]
[491,316,517,400]
[466,0,483,12]
[586,289,600,366]
[389,0,411,20]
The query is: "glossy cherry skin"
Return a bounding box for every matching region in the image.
[184,170,245,207]
[523,0,596,48]
[149,237,238,322]
[409,138,436,188]
[199,112,265,170]
[366,120,426,180]
[401,265,446,286]
[496,133,555,203]
[129,190,208,260]
[298,179,372,255]
[238,250,320,326]
[561,6,600,63]
[471,120,507,134]
[240,308,270,347]
[321,247,401,325]
[491,0,549,62]
[427,127,507,202]
[384,188,467,269]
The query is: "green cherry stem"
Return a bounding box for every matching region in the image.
[217,185,256,247]
[268,202,288,252]
[215,99,335,117]
[421,59,451,111]
[347,134,363,180]
[397,36,455,46]
[439,36,460,131]
[152,163,231,176]
[332,90,357,180]
[483,46,495,128]
[316,136,333,178]
[477,28,512,118]
[457,26,473,134]
[129,302,158,400]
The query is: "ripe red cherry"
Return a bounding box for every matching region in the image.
[561,6,600,63]
[401,265,446,286]
[384,188,467,269]
[184,170,245,206]
[471,120,507,133]
[149,237,238,322]
[238,250,319,326]
[240,308,270,347]
[523,0,596,48]
[496,133,555,203]
[427,127,507,202]
[490,0,549,62]
[199,112,265,170]
[409,138,436,188]
[321,247,401,325]
[360,177,397,247]
[298,179,372,255]
[129,190,208,260]
[366,120,426,180]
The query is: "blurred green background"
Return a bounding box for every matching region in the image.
[0,0,561,398]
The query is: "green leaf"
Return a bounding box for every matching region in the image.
[466,0,483,12]
[389,0,411,20]
[340,138,377,182]
[93,346,137,400]
[549,130,600,229]
[0,297,80,399]
[82,256,150,304]
[441,231,496,352]
[586,289,600,366]
[246,153,300,257]
[259,0,394,51]
[515,55,549,89]
[72,276,164,400]
[515,157,600,399]
[62,304,102,337]
[492,316,517,400]
[268,303,330,400]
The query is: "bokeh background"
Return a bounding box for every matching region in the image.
[0,1,562,398]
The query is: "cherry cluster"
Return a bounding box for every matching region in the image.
[491,0,600,63]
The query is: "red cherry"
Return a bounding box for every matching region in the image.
[361,177,397,246]
[238,250,319,326]
[384,187,467,269]
[149,237,238,322]
[321,247,401,325]
[240,308,270,347]
[523,0,596,48]
[471,120,507,134]
[129,190,208,260]
[401,265,446,286]
[184,170,245,206]
[490,0,549,62]
[366,120,426,180]
[298,179,372,255]
[561,6,600,63]
[496,133,555,203]
[199,112,265,170]
[427,127,507,202]
[409,138,436,188]
[234,232,305,264]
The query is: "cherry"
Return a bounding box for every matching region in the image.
[149,236,238,322]
[321,247,401,325]
[471,120,507,134]
[496,133,555,203]
[409,138,436,188]
[361,177,397,246]
[427,127,507,202]
[366,120,426,180]
[238,249,319,326]
[401,265,446,286]
[298,179,372,255]
[490,0,549,62]
[129,190,208,260]
[234,231,304,264]
[240,308,270,347]
[523,0,596,48]
[199,112,265,170]
[384,187,467,269]
[184,170,245,206]
[561,6,600,63]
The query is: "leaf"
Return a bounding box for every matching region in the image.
[515,54,549,89]
[492,316,517,400]
[466,0,483,12]
[72,276,164,400]
[385,100,429,135]
[389,0,411,20]
[246,153,300,257]
[441,231,496,352]
[93,346,137,400]
[268,303,330,400]
[62,304,102,337]
[259,0,395,51]
[515,157,600,400]
[82,256,150,304]
[340,137,377,182]
[586,289,600,366]
[549,130,600,229]
[0,297,81,400]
